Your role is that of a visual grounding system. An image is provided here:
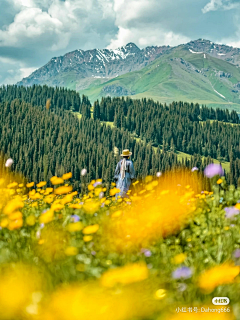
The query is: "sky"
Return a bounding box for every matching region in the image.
[0,0,240,84]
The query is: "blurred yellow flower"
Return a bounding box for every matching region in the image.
[30,192,42,200]
[26,215,36,226]
[111,210,122,218]
[44,194,55,204]
[4,198,24,215]
[26,182,34,188]
[83,199,100,214]
[39,210,54,224]
[9,211,22,221]
[0,218,9,228]
[217,178,223,184]
[62,172,72,180]
[54,186,73,195]
[51,203,64,211]
[110,187,120,196]
[37,181,47,188]
[8,219,23,230]
[51,177,64,185]
[7,182,18,189]
[83,224,99,235]
[88,184,94,191]
[40,281,162,320]
[154,289,166,300]
[83,235,93,242]
[172,253,187,264]
[100,262,149,287]
[65,246,78,256]
[61,194,74,205]
[69,203,82,209]
[67,222,83,232]
[18,183,23,188]
[0,264,42,319]
[198,263,240,293]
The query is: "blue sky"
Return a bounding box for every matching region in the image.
[0,0,240,84]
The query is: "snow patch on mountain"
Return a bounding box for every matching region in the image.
[189,49,203,54]
[214,89,225,99]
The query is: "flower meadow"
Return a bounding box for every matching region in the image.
[0,165,240,320]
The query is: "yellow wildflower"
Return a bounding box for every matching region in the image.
[235,203,240,210]
[68,203,82,209]
[8,219,23,230]
[83,235,93,242]
[110,187,120,196]
[7,182,18,189]
[83,199,100,214]
[62,172,72,180]
[54,186,72,195]
[26,182,34,188]
[154,289,166,300]
[9,211,22,221]
[39,210,54,224]
[111,210,122,218]
[198,263,240,293]
[51,203,64,211]
[88,184,94,191]
[82,224,99,235]
[4,199,24,215]
[172,253,187,264]
[217,178,223,184]
[51,177,64,185]
[44,194,55,204]
[67,222,83,232]
[18,184,23,188]
[37,181,46,188]
[30,192,42,200]
[65,246,78,256]
[26,215,36,226]
[61,194,73,205]
[0,218,9,228]
[100,262,149,287]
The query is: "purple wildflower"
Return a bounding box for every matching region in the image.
[224,207,239,219]
[172,267,192,279]
[40,223,45,229]
[191,167,199,172]
[71,215,80,223]
[204,163,224,178]
[93,181,102,187]
[233,249,240,258]
[144,250,152,257]
[91,251,96,256]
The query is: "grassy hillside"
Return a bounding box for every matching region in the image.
[81,47,240,111]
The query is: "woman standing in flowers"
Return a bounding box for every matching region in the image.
[114,149,135,198]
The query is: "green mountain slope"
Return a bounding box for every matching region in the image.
[81,47,240,111]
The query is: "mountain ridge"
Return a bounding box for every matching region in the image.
[17,39,240,110]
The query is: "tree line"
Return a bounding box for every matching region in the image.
[0,85,237,191]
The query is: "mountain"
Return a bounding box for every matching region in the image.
[17,39,240,110]
[17,43,170,91]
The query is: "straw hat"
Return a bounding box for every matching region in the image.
[120,149,132,156]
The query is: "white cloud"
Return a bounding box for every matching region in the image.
[1,0,116,51]
[202,0,240,13]
[3,64,36,84]
[108,0,190,48]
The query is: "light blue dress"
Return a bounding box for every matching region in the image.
[114,159,135,198]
